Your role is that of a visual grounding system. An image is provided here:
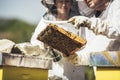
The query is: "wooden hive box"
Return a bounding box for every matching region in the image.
[90,51,120,80]
[37,23,86,56]
[96,67,120,80]
[0,52,52,80]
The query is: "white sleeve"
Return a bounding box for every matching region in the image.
[30,18,48,49]
[89,17,120,40]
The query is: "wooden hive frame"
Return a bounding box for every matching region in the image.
[37,23,86,56]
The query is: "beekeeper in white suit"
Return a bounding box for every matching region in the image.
[30,0,91,80]
[67,0,120,76]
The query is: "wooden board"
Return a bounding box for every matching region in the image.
[90,51,120,66]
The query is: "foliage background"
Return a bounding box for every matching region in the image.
[0,18,36,43]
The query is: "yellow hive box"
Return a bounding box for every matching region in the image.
[0,52,52,80]
[0,67,3,80]
[96,67,120,80]
[0,66,48,80]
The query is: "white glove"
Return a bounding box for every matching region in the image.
[68,16,120,39]
[68,16,91,29]
[66,52,90,66]
[68,16,112,38]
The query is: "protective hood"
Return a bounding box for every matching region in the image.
[41,0,76,9]
[41,0,54,9]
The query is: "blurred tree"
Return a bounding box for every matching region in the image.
[0,19,36,43]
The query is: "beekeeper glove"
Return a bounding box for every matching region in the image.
[66,52,90,66]
[68,16,91,29]
[68,16,111,37]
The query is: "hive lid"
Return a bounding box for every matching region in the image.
[0,52,52,69]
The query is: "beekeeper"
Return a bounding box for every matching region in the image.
[67,0,120,67]
[31,0,89,80]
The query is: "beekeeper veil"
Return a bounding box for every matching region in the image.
[41,0,80,16]
[41,0,54,10]
[76,0,94,17]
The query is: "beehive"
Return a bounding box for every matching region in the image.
[90,51,120,80]
[0,52,52,80]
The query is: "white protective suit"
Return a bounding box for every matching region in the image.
[30,0,95,80]
[67,0,120,66]
[31,18,85,80]
[30,0,94,79]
